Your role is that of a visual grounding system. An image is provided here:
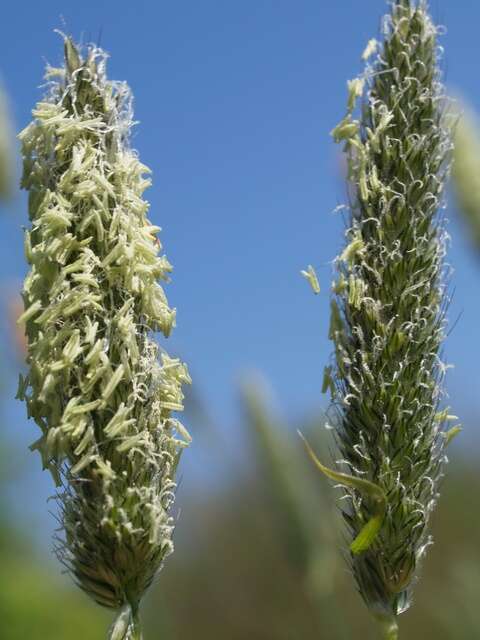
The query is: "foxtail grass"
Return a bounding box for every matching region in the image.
[17,37,191,639]
[303,1,456,637]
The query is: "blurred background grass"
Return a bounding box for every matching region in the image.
[0,380,477,639]
[2,3,480,638]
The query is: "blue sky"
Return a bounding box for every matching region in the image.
[1,1,480,533]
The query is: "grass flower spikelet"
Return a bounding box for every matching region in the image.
[308,0,455,632]
[17,37,191,637]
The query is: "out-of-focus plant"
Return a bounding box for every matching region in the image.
[303,1,455,638]
[2,381,480,639]
[0,83,13,200]
[427,558,479,637]
[452,107,480,248]
[242,380,335,593]
[241,378,352,639]
[0,436,108,639]
[17,37,191,639]
[0,553,108,640]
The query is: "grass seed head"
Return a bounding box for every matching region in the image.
[18,36,191,632]
[317,0,455,624]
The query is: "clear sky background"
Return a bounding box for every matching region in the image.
[1,1,480,536]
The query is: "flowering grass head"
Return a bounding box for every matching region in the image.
[304,1,457,636]
[17,37,191,638]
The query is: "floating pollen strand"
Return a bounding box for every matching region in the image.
[301,265,320,294]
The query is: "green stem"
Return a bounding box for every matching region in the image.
[108,604,143,640]
[379,617,398,640]
[129,612,143,640]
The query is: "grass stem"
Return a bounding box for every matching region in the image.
[130,613,143,640]
[380,617,398,640]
